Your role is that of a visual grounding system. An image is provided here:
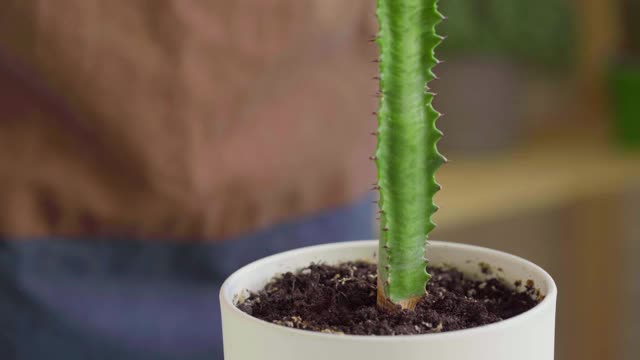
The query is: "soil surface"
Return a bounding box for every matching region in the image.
[237,262,541,335]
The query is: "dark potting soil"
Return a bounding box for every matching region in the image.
[237,262,541,335]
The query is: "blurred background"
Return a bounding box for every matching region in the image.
[1,1,639,360]
[432,1,640,360]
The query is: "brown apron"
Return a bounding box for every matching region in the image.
[0,0,377,241]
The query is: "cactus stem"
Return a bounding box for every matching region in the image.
[375,0,445,310]
[377,278,420,311]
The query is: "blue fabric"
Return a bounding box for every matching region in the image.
[0,196,374,360]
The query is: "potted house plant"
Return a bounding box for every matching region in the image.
[609,0,640,149]
[220,1,557,359]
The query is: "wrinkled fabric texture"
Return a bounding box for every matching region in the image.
[0,195,375,360]
[0,0,377,240]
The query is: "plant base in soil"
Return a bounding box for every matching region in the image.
[237,262,541,336]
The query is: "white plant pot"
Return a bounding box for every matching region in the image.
[220,240,557,360]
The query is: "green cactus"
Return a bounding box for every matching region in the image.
[375,0,445,310]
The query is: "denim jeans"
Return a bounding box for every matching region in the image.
[0,196,374,360]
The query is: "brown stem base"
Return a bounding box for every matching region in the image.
[376,277,421,311]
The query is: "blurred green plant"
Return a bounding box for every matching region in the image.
[609,66,640,148]
[609,0,640,149]
[438,0,576,69]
